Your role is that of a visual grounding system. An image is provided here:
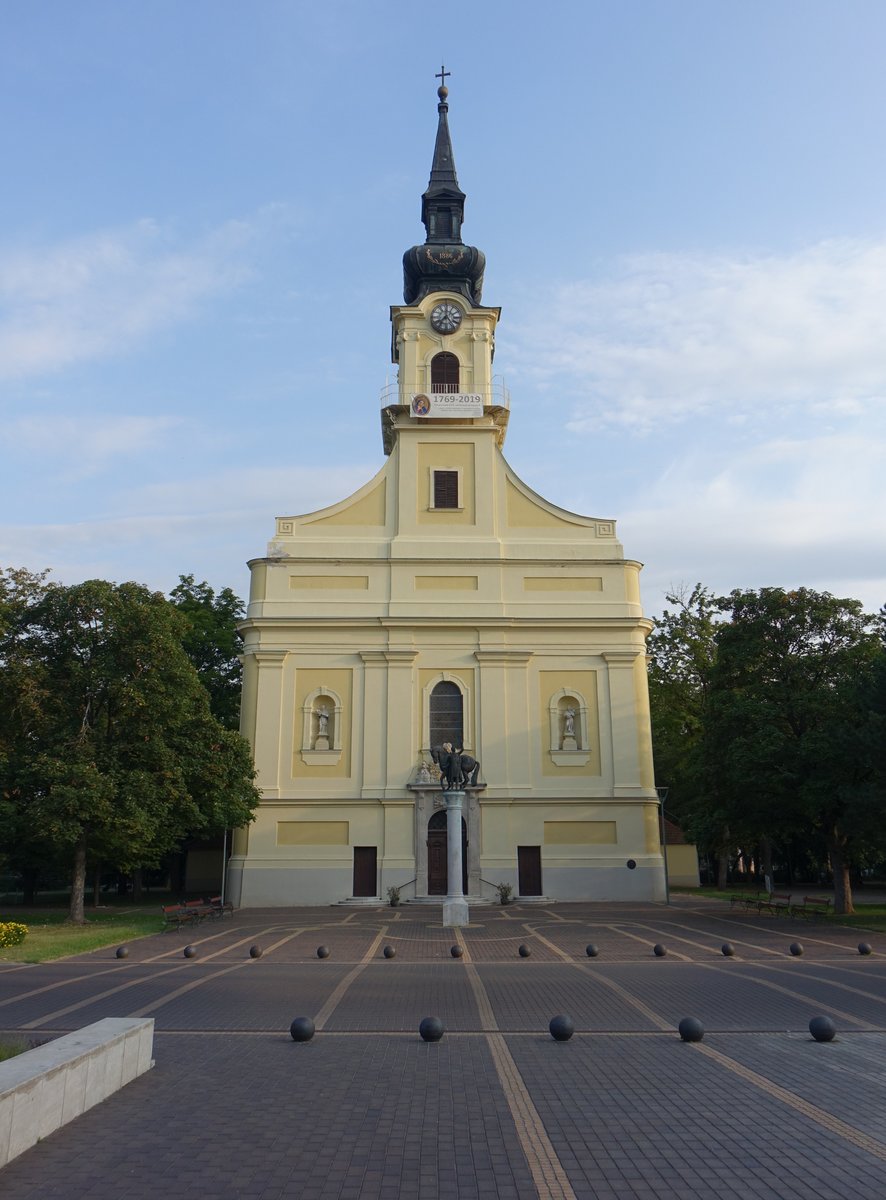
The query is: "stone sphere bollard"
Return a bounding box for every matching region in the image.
[809,1016,836,1043]
[450,945,464,958]
[115,946,129,959]
[419,1016,444,1042]
[316,945,330,959]
[518,944,532,958]
[678,1017,705,1042]
[858,942,873,956]
[549,1015,575,1041]
[290,1017,315,1042]
[653,944,667,957]
[383,945,396,959]
[183,945,197,959]
[721,943,735,957]
[789,942,804,957]
[249,945,263,959]
[586,944,599,958]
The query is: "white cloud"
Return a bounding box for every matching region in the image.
[509,237,886,432]
[0,211,286,380]
[11,414,183,478]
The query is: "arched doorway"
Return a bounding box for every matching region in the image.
[427,810,467,895]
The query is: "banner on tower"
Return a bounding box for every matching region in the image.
[411,393,483,418]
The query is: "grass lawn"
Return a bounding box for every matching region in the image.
[0,907,165,963]
[671,887,886,932]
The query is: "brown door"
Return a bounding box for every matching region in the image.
[427,812,468,895]
[518,846,542,897]
[352,846,377,897]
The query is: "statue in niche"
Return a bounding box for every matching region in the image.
[315,704,330,750]
[561,706,578,751]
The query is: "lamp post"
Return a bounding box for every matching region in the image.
[657,787,670,906]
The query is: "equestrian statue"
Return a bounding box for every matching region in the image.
[431,742,481,791]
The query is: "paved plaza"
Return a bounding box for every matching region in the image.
[2,898,886,1199]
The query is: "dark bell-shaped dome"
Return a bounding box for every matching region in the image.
[403,81,485,307]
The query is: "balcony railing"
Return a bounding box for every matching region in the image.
[379,376,510,409]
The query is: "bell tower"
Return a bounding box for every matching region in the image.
[385,77,505,454]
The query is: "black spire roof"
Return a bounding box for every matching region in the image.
[403,79,485,307]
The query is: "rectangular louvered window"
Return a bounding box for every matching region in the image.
[432,470,459,509]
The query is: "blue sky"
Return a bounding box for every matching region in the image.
[2,0,885,617]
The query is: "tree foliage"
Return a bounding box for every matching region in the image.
[0,572,259,922]
[168,575,244,729]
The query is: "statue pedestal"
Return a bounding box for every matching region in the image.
[561,735,577,751]
[314,736,329,751]
[442,790,469,928]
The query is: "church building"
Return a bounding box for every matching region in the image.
[226,81,665,907]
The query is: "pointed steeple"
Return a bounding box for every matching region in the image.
[403,72,485,307]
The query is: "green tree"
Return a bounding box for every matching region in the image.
[0,577,259,923]
[646,585,735,886]
[169,575,244,729]
[706,588,882,913]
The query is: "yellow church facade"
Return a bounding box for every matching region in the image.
[226,82,664,907]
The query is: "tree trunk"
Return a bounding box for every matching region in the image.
[717,853,728,890]
[827,831,854,915]
[131,868,144,903]
[760,837,774,889]
[69,835,88,924]
[92,863,102,908]
[22,866,38,905]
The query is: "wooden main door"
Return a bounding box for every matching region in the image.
[427,812,467,895]
[352,846,377,897]
[517,846,542,897]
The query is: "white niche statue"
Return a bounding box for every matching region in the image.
[561,706,578,751]
[315,705,330,751]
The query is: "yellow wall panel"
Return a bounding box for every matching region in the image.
[277,821,349,846]
[415,576,478,590]
[292,667,353,779]
[544,821,617,844]
[417,442,475,524]
[538,669,601,776]
[523,577,602,592]
[289,576,369,590]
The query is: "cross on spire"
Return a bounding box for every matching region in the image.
[435,64,450,89]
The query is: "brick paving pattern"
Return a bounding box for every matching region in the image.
[1,898,885,1198]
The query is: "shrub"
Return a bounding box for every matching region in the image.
[0,922,29,948]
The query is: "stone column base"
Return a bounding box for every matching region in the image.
[442,897,470,927]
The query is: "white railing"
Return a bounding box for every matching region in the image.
[379,375,510,409]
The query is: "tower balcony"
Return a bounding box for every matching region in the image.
[379,376,510,410]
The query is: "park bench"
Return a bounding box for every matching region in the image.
[730,892,768,912]
[208,896,234,918]
[760,892,792,917]
[791,896,833,920]
[161,904,203,931]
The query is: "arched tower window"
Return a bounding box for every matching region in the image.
[430,680,464,748]
[431,352,459,394]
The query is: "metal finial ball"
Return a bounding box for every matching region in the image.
[678,1017,705,1042]
[858,942,873,956]
[316,945,330,959]
[789,942,804,957]
[653,944,667,957]
[586,944,599,957]
[249,945,263,959]
[290,1016,315,1042]
[450,945,464,958]
[721,943,735,957]
[383,945,396,959]
[549,1014,575,1041]
[419,1016,445,1042]
[518,944,532,958]
[183,945,197,959]
[437,85,448,100]
[809,1015,836,1042]
[115,946,129,959]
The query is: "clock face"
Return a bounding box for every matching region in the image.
[430,301,463,334]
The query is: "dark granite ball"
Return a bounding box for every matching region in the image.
[518,944,532,958]
[789,942,804,957]
[858,942,873,956]
[183,945,197,959]
[450,945,464,958]
[721,943,735,957]
[549,1014,575,1041]
[585,944,599,958]
[383,945,396,959]
[809,1016,836,1042]
[678,1017,705,1043]
[653,944,667,957]
[249,944,263,959]
[115,946,129,959]
[419,1016,444,1042]
[290,1017,315,1042]
[316,945,330,959]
